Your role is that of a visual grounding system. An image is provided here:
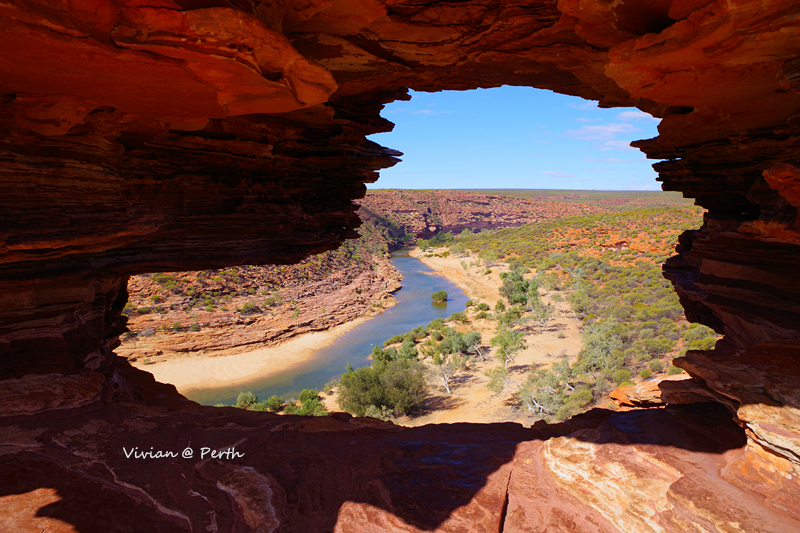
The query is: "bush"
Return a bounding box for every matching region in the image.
[649,359,665,372]
[284,389,327,416]
[612,368,632,384]
[431,290,448,303]
[190,323,201,332]
[667,364,683,375]
[235,391,258,409]
[383,334,403,347]
[639,368,653,379]
[239,302,259,315]
[137,306,151,314]
[476,311,489,320]
[337,358,427,417]
[265,395,285,411]
[448,311,467,323]
[476,302,490,311]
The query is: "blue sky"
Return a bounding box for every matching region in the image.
[367,86,662,190]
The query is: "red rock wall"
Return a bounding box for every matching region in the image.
[3,0,800,531]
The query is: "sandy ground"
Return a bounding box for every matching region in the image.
[133,312,382,395]
[322,247,585,427]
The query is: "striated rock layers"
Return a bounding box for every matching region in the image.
[3,0,800,531]
[359,189,607,238]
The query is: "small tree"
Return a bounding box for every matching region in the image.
[464,331,484,361]
[265,395,285,411]
[529,303,554,334]
[235,391,258,409]
[431,352,463,394]
[431,290,448,303]
[490,324,526,369]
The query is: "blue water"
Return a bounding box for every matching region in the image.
[186,250,468,405]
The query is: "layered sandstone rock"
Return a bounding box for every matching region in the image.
[3,0,800,530]
[359,190,607,238]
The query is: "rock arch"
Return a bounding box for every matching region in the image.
[2,1,800,530]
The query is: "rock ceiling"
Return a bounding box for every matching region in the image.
[2,0,800,531]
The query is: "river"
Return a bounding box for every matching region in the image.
[185,250,469,406]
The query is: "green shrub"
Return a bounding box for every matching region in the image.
[448,312,467,323]
[190,323,200,332]
[649,359,665,372]
[284,389,327,416]
[136,306,151,314]
[235,391,258,409]
[265,395,285,411]
[476,302,490,311]
[431,290,448,303]
[639,368,653,379]
[612,368,632,384]
[667,364,683,375]
[383,334,403,347]
[337,359,427,417]
[239,302,259,315]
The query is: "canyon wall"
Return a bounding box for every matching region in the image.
[2,0,800,531]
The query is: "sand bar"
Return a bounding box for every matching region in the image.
[133,315,375,395]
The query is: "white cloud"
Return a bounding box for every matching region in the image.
[583,157,599,162]
[616,110,658,121]
[603,140,637,150]
[410,109,434,114]
[564,123,639,140]
[576,118,603,122]
[604,157,631,163]
[569,101,598,110]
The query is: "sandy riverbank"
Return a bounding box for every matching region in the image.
[132,305,390,396]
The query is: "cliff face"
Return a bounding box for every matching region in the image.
[2,0,800,531]
[359,190,608,238]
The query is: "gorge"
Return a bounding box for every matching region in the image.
[2,1,800,531]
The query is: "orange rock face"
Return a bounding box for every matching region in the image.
[2,0,800,531]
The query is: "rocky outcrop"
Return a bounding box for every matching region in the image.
[3,0,800,530]
[3,376,799,533]
[610,374,718,408]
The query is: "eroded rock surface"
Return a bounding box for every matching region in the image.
[3,0,800,530]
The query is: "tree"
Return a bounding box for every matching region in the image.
[464,331,484,361]
[337,359,428,417]
[398,339,418,360]
[529,302,554,334]
[485,365,513,393]
[265,395,285,411]
[284,388,327,416]
[235,391,258,409]
[431,290,448,303]
[431,352,463,394]
[490,324,526,369]
[574,319,623,396]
